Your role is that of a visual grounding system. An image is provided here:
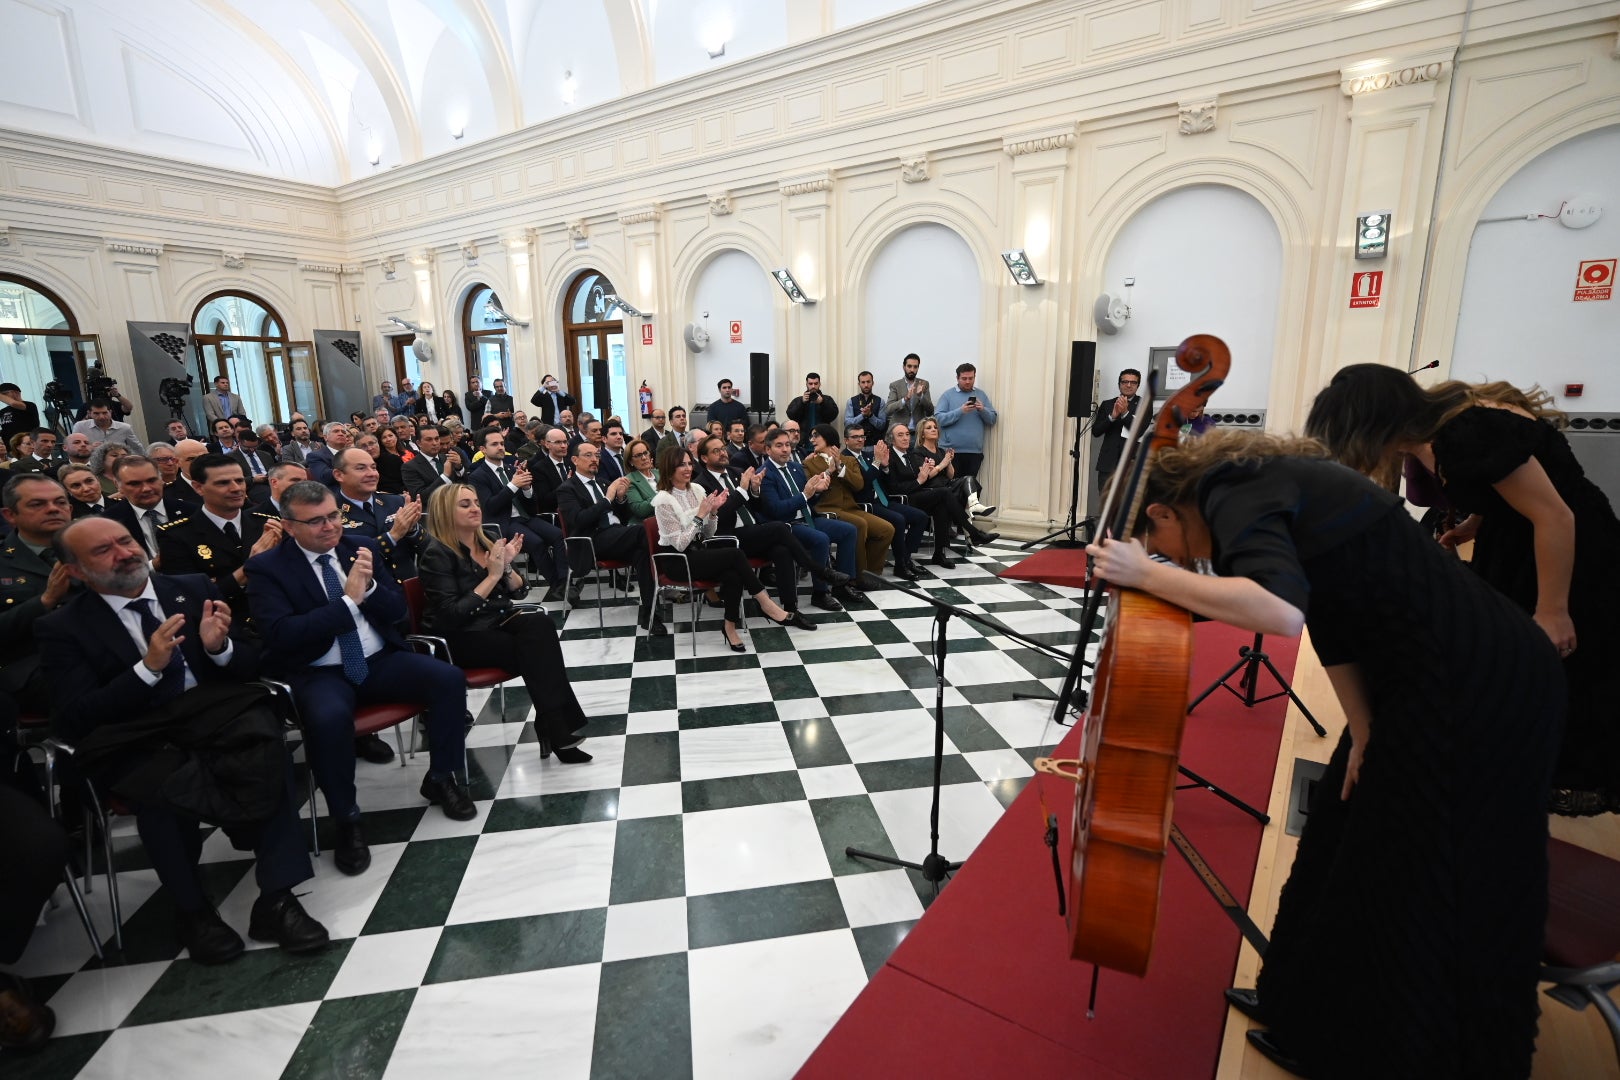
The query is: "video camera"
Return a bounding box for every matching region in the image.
[159,374,194,410]
[85,365,117,400]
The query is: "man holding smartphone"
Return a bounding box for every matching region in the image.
[932,363,998,518]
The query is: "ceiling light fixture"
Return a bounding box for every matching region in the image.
[561,70,577,107]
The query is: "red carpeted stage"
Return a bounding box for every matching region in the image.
[799,607,1301,1080]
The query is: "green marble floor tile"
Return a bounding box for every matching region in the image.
[855,755,978,792]
[976,600,1051,614]
[925,635,998,654]
[633,634,676,662]
[591,953,693,1080]
[681,771,805,812]
[762,665,819,700]
[579,714,629,737]
[627,674,677,712]
[1,1030,111,1080]
[885,655,938,689]
[686,879,847,949]
[621,731,681,786]
[957,679,1061,703]
[1005,647,1074,679]
[317,806,428,849]
[461,744,515,801]
[478,685,532,723]
[123,939,353,1025]
[852,920,918,978]
[361,836,479,934]
[1016,745,1063,770]
[809,794,896,876]
[280,988,416,1080]
[821,690,919,716]
[677,701,779,729]
[609,815,685,904]
[423,908,606,984]
[796,645,883,665]
[940,705,1009,753]
[483,789,621,832]
[857,620,909,645]
[985,776,1030,809]
[781,716,850,769]
[565,663,634,683]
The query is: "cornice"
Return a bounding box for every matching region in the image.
[617,204,662,225]
[1003,124,1077,157]
[1341,57,1451,96]
[300,261,344,274]
[105,239,163,256]
[779,172,834,196]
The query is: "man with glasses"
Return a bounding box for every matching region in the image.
[640,408,669,449]
[1091,368,1142,516]
[470,427,570,603]
[555,442,666,635]
[247,481,475,876]
[757,429,865,609]
[843,426,929,580]
[157,453,284,620]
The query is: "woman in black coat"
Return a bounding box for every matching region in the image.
[417,483,591,762]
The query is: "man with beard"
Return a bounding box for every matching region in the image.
[844,371,888,443]
[885,353,934,433]
[279,419,317,466]
[707,379,750,432]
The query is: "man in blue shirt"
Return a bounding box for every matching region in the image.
[933,363,997,518]
[844,370,888,444]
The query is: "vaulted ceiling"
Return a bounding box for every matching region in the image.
[0,0,929,186]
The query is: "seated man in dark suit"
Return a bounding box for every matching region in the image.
[756,429,865,607]
[468,427,570,602]
[555,442,666,633]
[157,454,283,622]
[842,425,933,581]
[38,517,329,963]
[245,481,473,877]
[402,424,467,498]
[252,461,308,519]
[333,448,422,582]
[303,423,350,489]
[106,455,192,558]
[597,420,629,483]
[528,427,574,514]
[0,475,74,726]
[228,429,276,498]
[167,440,207,507]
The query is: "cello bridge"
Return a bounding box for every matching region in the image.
[1033,757,1086,785]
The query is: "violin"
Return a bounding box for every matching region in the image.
[1035,334,1230,975]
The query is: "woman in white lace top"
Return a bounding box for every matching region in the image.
[651,445,792,651]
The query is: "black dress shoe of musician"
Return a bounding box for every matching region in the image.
[1246,1030,1310,1078]
[248,892,330,955]
[334,819,371,876]
[809,593,843,612]
[420,773,477,821]
[175,906,244,966]
[355,734,395,764]
[1224,987,1263,1023]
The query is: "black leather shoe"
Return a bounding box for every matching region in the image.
[967,528,1000,546]
[834,585,866,604]
[0,974,55,1052]
[781,611,817,631]
[334,819,371,876]
[1224,986,1263,1023]
[643,615,669,637]
[1246,1030,1309,1078]
[810,593,843,612]
[553,744,594,764]
[893,563,919,581]
[930,552,957,569]
[248,892,330,955]
[420,773,477,820]
[566,584,584,605]
[542,583,566,602]
[814,566,852,587]
[354,734,395,764]
[175,906,244,965]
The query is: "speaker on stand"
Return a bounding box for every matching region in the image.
[591,356,611,417]
[748,352,773,422]
[1022,341,1097,549]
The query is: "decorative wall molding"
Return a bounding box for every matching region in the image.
[707,193,734,216]
[567,220,588,247]
[899,155,930,183]
[380,256,398,279]
[1003,125,1076,157]
[1179,101,1218,135]
[0,226,14,248]
[222,250,246,269]
[106,239,163,256]
[618,205,662,226]
[461,241,480,267]
[1341,60,1450,96]
[409,250,434,266]
[341,264,363,275]
[779,172,834,196]
[503,229,535,249]
[300,261,342,274]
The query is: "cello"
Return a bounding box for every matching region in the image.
[1034,334,1230,976]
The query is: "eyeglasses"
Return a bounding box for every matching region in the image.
[288,510,343,527]
[630,450,651,459]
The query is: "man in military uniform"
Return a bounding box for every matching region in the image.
[0,474,74,725]
[333,448,422,582]
[156,454,283,622]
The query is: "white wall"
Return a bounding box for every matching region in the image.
[862,224,982,396]
[1451,125,1620,409]
[1096,185,1282,412]
[689,249,776,412]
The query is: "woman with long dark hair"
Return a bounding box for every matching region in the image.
[375,427,407,494]
[417,483,592,762]
[1306,362,1620,816]
[438,389,465,427]
[1088,429,1563,1080]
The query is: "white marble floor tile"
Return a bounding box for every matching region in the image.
[876,641,923,659]
[198,826,262,865]
[498,735,626,797]
[963,748,1036,781]
[464,720,531,749]
[679,724,797,782]
[448,819,617,924]
[909,686,970,710]
[79,1002,319,1080]
[349,756,442,814]
[845,606,889,621]
[830,709,959,764]
[833,869,926,929]
[682,802,832,896]
[384,963,601,1080]
[634,658,677,677]
[792,621,875,652]
[868,782,1008,867]
[772,698,829,722]
[573,677,632,717]
[13,870,162,979]
[797,764,867,800]
[757,650,806,669]
[218,842,407,949]
[46,961,169,1036]
[563,604,640,633]
[991,607,1086,636]
[810,659,912,698]
[561,633,639,668]
[937,648,1042,686]
[951,583,1035,606]
[975,698,1069,749]
[675,664,772,707]
[616,782,683,820]
[410,799,494,841]
[601,896,688,962]
[625,708,679,734]
[688,928,868,1080]
[325,926,443,999]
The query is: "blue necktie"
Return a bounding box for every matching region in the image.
[317,554,370,685]
[130,598,186,702]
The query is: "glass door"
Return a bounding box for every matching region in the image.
[287,342,321,419]
[572,329,603,417]
[568,328,631,422]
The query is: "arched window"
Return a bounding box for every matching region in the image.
[463,285,508,386]
[561,270,629,422]
[0,273,100,430]
[191,291,318,426]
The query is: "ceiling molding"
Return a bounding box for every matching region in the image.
[448,0,523,131]
[602,0,654,95]
[310,0,423,161]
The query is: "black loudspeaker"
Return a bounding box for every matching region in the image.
[749,352,770,413]
[1068,341,1097,419]
[591,357,611,415]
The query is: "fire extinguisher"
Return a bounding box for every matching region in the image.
[638,380,654,418]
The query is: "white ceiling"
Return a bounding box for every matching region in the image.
[0,0,929,185]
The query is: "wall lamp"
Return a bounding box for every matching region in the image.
[604,294,650,319]
[1000,249,1043,286]
[772,268,815,304]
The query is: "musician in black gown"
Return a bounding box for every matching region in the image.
[1088,430,1562,1080]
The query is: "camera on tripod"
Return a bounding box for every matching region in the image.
[84,365,117,400]
[159,374,194,410]
[42,381,73,411]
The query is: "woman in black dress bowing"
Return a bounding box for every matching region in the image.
[1307,363,1620,816]
[1088,430,1562,1080]
[418,483,592,762]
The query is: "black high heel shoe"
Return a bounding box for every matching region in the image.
[720,626,746,653]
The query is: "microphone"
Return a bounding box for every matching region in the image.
[1408,360,1439,375]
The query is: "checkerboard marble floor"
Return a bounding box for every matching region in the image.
[7,540,1097,1080]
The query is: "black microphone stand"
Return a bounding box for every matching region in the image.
[845,573,1076,894]
[1023,413,1098,550]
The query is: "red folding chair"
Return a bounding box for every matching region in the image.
[402,577,518,719]
[642,516,742,656]
[1542,837,1620,1065]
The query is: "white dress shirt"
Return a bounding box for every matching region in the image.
[101,580,234,689]
[295,543,388,664]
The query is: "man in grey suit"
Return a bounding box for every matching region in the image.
[885,353,934,433]
[202,375,247,426]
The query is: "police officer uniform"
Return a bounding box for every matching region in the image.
[155,509,279,622]
[337,492,421,581]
